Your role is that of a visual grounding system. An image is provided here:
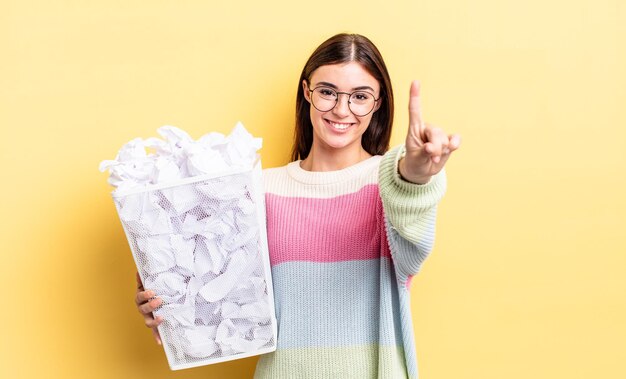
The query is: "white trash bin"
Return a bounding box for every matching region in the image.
[112,159,277,370]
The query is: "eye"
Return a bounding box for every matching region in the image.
[317,87,337,98]
[352,92,372,102]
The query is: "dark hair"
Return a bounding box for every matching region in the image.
[291,33,394,161]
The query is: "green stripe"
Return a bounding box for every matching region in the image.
[378,145,447,242]
[254,344,412,379]
[378,144,447,278]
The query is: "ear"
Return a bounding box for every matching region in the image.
[302,80,311,103]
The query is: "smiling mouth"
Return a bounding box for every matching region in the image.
[325,119,354,131]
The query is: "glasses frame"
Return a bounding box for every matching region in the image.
[307,86,381,117]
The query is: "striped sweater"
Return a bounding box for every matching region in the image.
[254,145,447,379]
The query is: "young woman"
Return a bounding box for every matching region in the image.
[135,33,460,378]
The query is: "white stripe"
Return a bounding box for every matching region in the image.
[262,156,381,199]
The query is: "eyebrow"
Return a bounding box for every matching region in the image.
[315,81,376,93]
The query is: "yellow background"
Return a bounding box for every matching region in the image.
[1,0,624,378]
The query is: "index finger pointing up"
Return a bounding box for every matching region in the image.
[409,80,425,137]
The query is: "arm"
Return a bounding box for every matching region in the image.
[378,80,460,280]
[379,145,447,279]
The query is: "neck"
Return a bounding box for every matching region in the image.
[300,143,372,172]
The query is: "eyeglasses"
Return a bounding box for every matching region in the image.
[308,86,380,117]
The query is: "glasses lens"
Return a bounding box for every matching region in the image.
[312,87,337,112]
[349,91,375,116]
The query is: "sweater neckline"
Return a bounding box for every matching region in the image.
[286,155,381,185]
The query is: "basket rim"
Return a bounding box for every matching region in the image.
[111,156,260,198]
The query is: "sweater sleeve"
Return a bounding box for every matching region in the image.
[378,145,447,281]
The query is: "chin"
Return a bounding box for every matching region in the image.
[316,126,365,151]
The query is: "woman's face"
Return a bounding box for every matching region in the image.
[303,62,381,155]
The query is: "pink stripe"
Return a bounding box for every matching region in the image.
[265,184,391,265]
[406,275,414,289]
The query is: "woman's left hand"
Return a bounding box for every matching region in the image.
[399,80,461,184]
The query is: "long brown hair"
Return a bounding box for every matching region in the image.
[291,33,394,161]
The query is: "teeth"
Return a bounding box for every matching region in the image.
[329,121,351,130]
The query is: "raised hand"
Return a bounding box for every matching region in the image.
[399,80,461,184]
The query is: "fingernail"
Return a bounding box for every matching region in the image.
[433,156,441,163]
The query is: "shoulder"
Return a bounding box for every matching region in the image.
[361,155,383,185]
[262,164,289,180]
[261,164,291,194]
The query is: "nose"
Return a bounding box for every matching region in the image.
[331,93,351,118]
